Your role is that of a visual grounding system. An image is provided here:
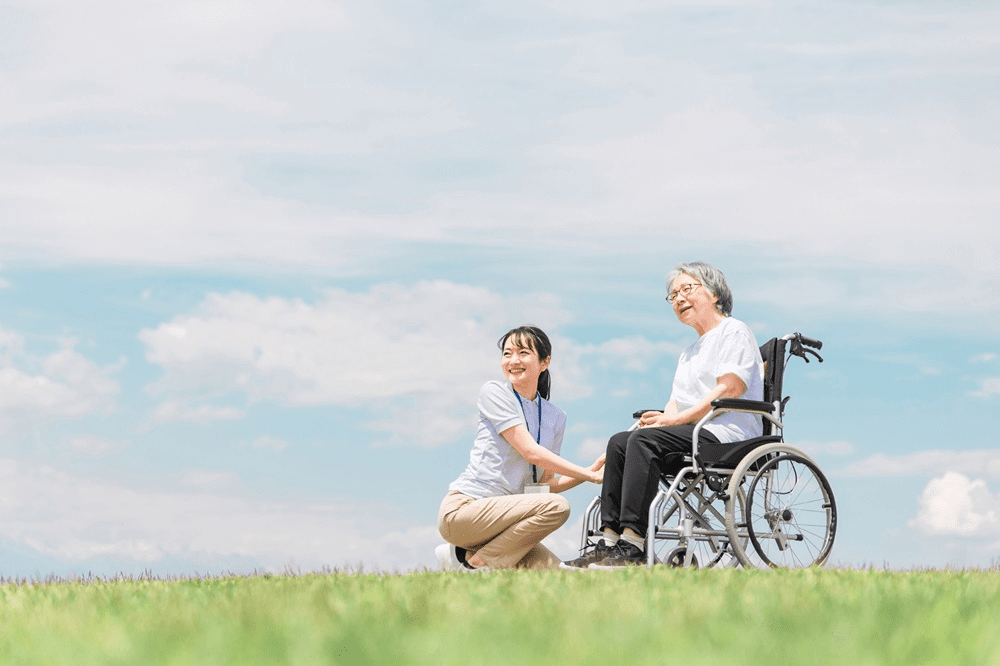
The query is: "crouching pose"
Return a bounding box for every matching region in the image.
[562,262,764,569]
[437,325,605,571]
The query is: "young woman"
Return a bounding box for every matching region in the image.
[436,325,605,571]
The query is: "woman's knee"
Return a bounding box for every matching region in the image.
[438,510,458,542]
[437,493,474,543]
[543,494,571,526]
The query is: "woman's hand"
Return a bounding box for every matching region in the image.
[587,453,606,484]
[590,453,606,471]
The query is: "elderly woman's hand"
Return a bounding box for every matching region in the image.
[638,410,678,428]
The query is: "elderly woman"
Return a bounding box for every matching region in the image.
[562,262,764,569]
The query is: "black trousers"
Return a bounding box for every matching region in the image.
[600,425,721,538]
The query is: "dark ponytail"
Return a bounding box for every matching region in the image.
[497,325,553,400]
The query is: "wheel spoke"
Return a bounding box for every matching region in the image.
[742,453,836,568]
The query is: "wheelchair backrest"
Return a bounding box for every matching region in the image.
[759,337,787,436]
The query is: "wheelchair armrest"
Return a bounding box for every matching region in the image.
[710,398,774,414]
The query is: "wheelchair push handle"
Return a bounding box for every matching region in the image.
[797,334,822,350]
[785,332,824,363]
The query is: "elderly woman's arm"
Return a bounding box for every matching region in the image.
[639,373,746,428]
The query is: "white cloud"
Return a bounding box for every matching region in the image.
[139,285,696,447]
[576,436,608,460]
[0,329,120,423]
[0,458,440,572]
[547,103,1000,285]
[577,336,684,374]
[250,435,288,451]
[142,282,509,403]
[7,0,346,79]
[909,472,1000,537]
[68,435,123,456]
[843,450,1000,480]
[755,9,1000,59]
[180,469,240,490]
[971,353,998,364]
[538,0,767,20]
[970,378,1000,399]
[152,400,244,423]
[0,1,996,330]
[794,440,855,457]
[140,281,575,446]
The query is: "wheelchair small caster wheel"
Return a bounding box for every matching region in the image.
[664,547,699,569]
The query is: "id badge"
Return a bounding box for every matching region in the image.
[523,483,550,494]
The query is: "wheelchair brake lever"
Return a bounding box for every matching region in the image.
[790,339,824,363]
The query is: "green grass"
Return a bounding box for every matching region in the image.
[1,567,999,665]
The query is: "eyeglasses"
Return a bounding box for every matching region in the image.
[666,282,702,303]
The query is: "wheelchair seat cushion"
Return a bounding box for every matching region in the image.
[698,436,783,469]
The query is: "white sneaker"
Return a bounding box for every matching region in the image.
[435,543,462,570]
[435,543,491,573]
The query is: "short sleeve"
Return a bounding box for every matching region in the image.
[713,323,758,394]
[548,407,566,456]
[477,381,525,435]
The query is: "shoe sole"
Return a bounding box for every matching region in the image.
[558,562,594,571]
[587,561,646,570]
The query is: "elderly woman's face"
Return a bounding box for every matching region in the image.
[670,273,719,327]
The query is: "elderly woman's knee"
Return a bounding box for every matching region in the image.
[607,431,630,456]
[626,428,660,449]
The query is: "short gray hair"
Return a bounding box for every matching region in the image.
[666,262,733,316]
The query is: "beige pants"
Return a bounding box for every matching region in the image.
[438,491,570,570]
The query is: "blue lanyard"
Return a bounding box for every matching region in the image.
[513,388,543,483]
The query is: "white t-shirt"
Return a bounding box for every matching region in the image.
[670,317,764,443]
[448,380,567,499]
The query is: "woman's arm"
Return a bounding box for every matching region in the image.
[639,373,746,428]
[500,424,603,485]
[539,453,606,493]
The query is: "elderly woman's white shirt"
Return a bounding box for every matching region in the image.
[670,317,764,443]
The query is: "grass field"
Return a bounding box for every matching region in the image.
[1,566,998,665]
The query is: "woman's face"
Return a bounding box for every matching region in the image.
[670,273,719,329]
[501,336,550,395]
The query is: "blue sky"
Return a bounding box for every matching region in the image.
[1,0,999,577]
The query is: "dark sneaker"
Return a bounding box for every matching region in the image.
[559,540,613,570]
[589,540,646,569]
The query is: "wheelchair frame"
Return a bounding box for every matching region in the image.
[577,332,837,569]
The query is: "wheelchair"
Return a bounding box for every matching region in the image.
[577,332,837,569]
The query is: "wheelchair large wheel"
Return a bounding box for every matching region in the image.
[724,444,837,569]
